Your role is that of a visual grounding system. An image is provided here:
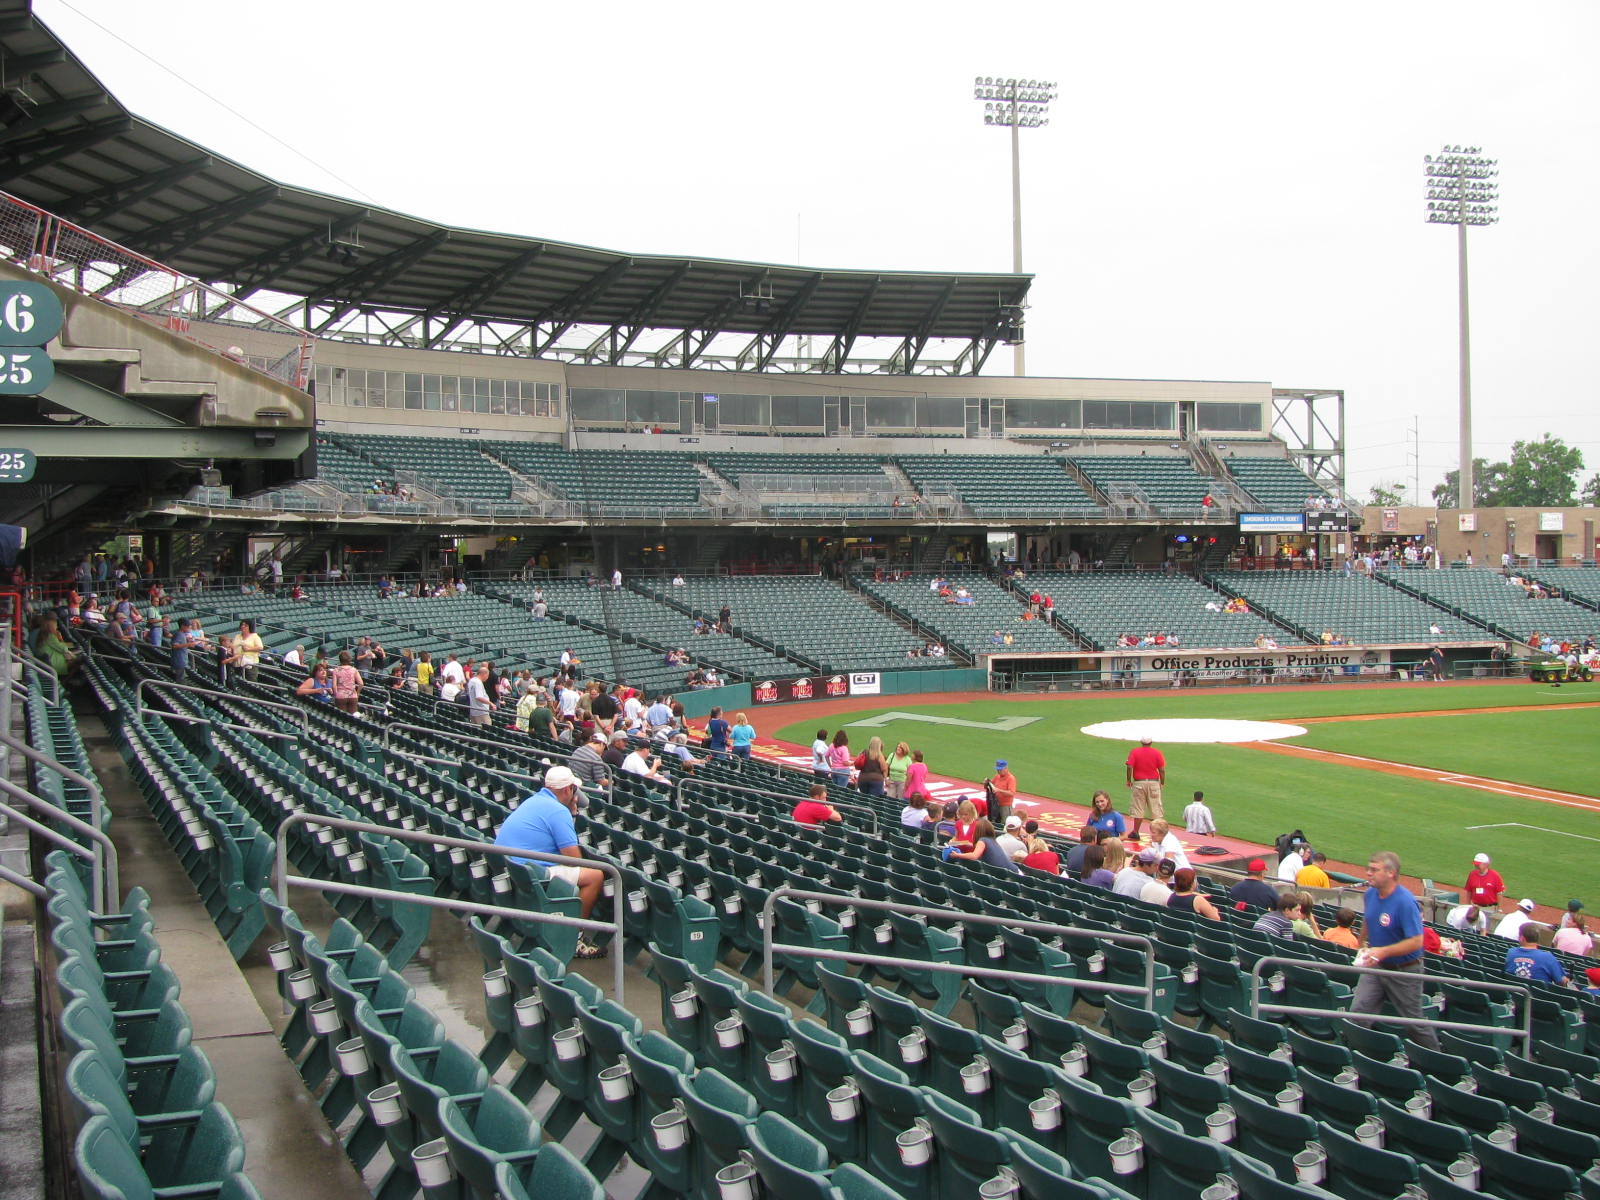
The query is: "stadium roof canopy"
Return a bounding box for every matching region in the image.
[0,1,1030,373]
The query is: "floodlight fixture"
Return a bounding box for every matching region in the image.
[1424,142,1498,511]
[971,74,1057,376]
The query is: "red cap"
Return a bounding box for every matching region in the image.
[1248,858,1267,873]
[1587,967,1600,988]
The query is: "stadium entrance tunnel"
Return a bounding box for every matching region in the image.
[1079,718,1307,743]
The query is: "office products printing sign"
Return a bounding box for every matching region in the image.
[751,674,850,705]
[1239,512,1305,534]
[1121,648,1391,684]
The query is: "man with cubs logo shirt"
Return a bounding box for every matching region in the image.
[1463,852,1506,910]
[1351,850,1439,1048]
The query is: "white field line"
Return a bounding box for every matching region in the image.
[1465,821,1600,844]
[1261,744,1600,811]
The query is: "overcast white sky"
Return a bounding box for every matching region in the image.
[35,0,1600,502]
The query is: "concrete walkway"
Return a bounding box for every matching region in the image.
[82,713,367,1200]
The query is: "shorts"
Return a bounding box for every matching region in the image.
[545,864,582,887]
[470,712,491,726]
[1129,780,1164,820]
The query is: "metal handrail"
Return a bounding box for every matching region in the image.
[0,730,108,856]
[273,812,625,998]
[674,776,880,834]
[0,779,118,913]
[0,864,46,897]
[18,647,60,706]
[760,886,1155,1005]
[135,679,309,741]
[1247,954,1533,1043]
[380,722,550,789]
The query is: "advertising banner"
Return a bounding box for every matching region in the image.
[1239,512,1306,534]
[848,672,881,696]
[1104,648,1391,685]
[751,674,850,705]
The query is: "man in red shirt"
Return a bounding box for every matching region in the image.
[792,784,842,827]
[1125,735,1167,842]
[1463,853,1506,910]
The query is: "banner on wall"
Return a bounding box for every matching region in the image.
[751,674,851,705]
[848,672,881,696]
[1106,648,1392,685]
[1239,512,1306,534]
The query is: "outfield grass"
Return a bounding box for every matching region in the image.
[771,682,1600,908]
[1292,709,1600,797]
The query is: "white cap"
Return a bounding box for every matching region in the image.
[1004,815,1023,830]
[1473,853,1490,864]
[543,765,582,793]
[1517,897,1535,912]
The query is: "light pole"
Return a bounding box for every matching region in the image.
[973,75,1055,377]
[1425,144,1498,510]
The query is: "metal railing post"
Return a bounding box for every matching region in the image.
[380,722,552,789]
[0,730,109,873]
[273,811,625,999]
[17,649,60,705]
[135,679,309,741]
[759,887,1154,1008]
[1247,954,1533,1045]
[0,781,119,912]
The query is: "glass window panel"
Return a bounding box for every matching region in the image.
[865,395,915,428]
[440,376,458,412]
[491,389,506,414]
[1082,400,1174,430]
[1004,398,1081,429]
[771,394,824,428]
[917,395,964,428]
[570,388,627,421]
[626,390,680,424]
[717,393,769,426]
[1196,402,1261,431]
[403,372,423,410]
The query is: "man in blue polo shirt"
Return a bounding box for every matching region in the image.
[1504,924,1568,986]
[1351,850,1440,1048]
[494,765,606,958]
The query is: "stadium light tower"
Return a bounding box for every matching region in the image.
[973,75,1056,377]
[1425,144,1498,510]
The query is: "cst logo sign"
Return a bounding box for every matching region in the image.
[848,673,881,696]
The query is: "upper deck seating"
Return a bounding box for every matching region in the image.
[894,454,1101,517]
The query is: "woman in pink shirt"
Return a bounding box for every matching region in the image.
[1553,915,1592,957]
[903,749,930,800]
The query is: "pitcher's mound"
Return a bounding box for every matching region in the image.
[1080,718,1306,744]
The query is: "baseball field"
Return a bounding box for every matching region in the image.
[771,680,1600,907]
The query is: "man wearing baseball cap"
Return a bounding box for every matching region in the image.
[996,815,1028,861]
[1230,858,1280,912]
[1114,847,1161,898]
[1125,735,1166,842]
[495,764,607,957]
[1463,852,1506,910]
[988,760,1017,829]
[1492,897,1538,940]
